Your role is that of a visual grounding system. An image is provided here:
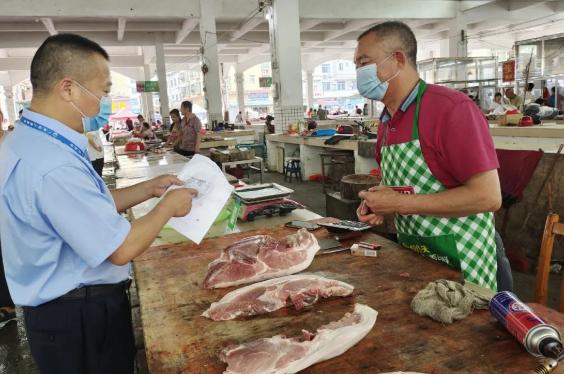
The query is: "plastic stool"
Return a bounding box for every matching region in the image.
[284,159,302,182]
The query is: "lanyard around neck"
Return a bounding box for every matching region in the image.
[20,117,88,159]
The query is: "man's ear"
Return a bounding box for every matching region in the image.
[394,50,408,69]
[57,78,74,102]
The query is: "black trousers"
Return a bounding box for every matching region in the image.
[174,147,195,157]
[0,241,14,308]
[91,158,104,177]
[495,231,514,292]
[23,288,135,374]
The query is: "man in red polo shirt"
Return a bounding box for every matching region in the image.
[354,21,512,291]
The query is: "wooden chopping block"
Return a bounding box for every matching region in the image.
[210,149,230,163]
[228,149,243,161]
[239,148,256,160]
[340,174,380,200]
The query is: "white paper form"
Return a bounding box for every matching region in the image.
[166,155,233,244]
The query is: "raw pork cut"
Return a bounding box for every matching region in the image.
[203,229,320,289]
[220,303,377,374]
[202,274,354,321]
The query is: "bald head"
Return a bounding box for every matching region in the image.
[30,33,109,95]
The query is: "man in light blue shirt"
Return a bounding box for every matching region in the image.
[0,34,197,374]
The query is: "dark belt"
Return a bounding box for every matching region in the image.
[58,278,132,301]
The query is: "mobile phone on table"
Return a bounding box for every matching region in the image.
[285,221,321,231]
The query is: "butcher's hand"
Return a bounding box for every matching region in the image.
[159,188,198,217]
[356,199,384,226]
[358,186,402,218]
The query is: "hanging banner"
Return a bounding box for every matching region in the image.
[136,81,160,92]
[502,60,516,82]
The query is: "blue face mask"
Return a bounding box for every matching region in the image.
[356,55,399,101]
[71,81,112,132]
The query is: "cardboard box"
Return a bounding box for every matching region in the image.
[497,113,523,126]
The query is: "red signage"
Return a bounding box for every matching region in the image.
[502,60,516,82]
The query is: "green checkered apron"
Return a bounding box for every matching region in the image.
[380,80,497,291]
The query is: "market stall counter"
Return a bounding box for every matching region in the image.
[133,219,564,373]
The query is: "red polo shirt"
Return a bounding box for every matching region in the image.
[375,83,499,188]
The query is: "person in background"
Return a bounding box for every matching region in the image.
[18,109,23,119]
[265,114,275,134]
[86,128,105,176]
[136,114,144,126]
[156,119,162,129]
[140,122,155,140]
[125,118,134,131]
[166,109,181,147]
[363,103,369,116]
[0,33,197,373]
[174,100,202,157]
[524,83,535,105]
[235,111,243,123]
[306,107,313,118]
[543,87,550,104]
[488,92,505,114]
[548,87,564,109]
[504,87,523,108]
[132,121,143,138]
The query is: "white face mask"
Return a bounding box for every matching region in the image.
[356,54,400,101]
[70,81,112,132]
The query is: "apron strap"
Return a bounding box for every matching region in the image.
[411,80,427,140]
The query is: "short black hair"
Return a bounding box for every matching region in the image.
[494,92,502,98]
[137,114,144,120]
[181,100,193,112]
[527,83,535,91]
[142,122,150,129]
[30,33,109,93]
[551,87,556,93]
[358,21,417,67]
[169,109,180,117]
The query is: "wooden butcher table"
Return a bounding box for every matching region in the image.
[133,223,564,374]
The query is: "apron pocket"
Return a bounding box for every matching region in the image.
[398,232,461,269]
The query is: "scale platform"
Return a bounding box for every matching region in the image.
[234,183,304,221]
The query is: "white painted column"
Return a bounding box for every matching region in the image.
[143,64,155,120]
[2,86,16,125]
[235,72,245,115]
[306,70,314,110]
[199,0,223,126]
[439,7,467,58]
[154,37,170,126]
[267,0,304,133]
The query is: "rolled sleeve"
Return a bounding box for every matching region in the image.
[37,165,131,268]
[439,101,499,184]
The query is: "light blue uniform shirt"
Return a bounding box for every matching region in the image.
[0,109,131,306]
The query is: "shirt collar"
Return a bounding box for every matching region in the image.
[21,108,88,153]
[380,81,421,123]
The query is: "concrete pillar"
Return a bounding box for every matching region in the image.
[154,37,170,126]
[2,86,16,125]
[199,0,223,126]
[439,5,467,59]
[267,0,304,133]
[143,64,155,120]
[235,72,245,116]
[306,70,314,110]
